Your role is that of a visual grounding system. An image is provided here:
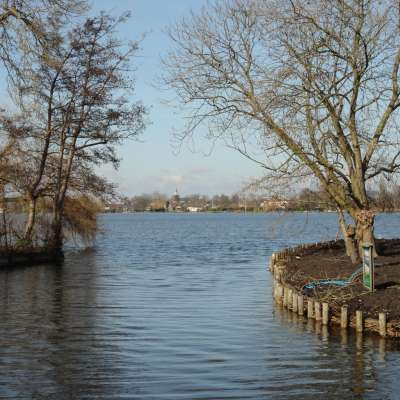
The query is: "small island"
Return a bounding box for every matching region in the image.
[270,240,400,338]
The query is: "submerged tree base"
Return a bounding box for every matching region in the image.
[271,239,400,337]
[0,247,64,268]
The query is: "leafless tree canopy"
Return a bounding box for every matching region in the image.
[0,0,88,86]
[164,0,400,261]
[0,5,146,252]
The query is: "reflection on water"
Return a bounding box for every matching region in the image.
[0,212,399,399]
[274,303,400,399]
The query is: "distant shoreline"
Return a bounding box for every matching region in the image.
[101,210,400,214]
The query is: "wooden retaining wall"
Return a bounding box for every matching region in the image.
[269,241,400,338]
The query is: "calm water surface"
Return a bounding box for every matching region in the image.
[0,212,400,399]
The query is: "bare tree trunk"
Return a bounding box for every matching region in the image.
[355,210,377,258]
[0,190,9,251]
[51,207,63,252]
[337,209,359,264]
[24,195,37,243]
[50,128,77,251]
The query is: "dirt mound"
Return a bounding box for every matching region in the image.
[283,239,400,320]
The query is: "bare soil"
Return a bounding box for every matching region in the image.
[283,239,400,320]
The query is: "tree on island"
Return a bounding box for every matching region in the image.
[163,0,400,263]
[0,8,146,252]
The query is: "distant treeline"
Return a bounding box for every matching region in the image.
[106,193,252,212]
[106,182,400,213]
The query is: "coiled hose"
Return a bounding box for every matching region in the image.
[302,266,363,291]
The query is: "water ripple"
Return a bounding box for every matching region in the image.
[0,212,399,399]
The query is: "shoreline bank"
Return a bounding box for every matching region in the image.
[270,241,400,338]
[0,248,63,268]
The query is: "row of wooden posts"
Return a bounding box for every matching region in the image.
[271,246,389,338]
[271,240,339,262]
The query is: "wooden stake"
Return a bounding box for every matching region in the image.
[307,299,314,319]
[292,292,298,313]
[356,310,363,332]
[315,321,322,335]
[314,301,321,321]
[340,327,348,345]
[298,295,304,316]
[288,289,293,310]
[270,253,276,272]
[276,284,283,304]
[356,332,363,349]
[274,269,280,282]
[322,325,329,341]
[379,313,386,337]
[322,303,329,325]
[340,306,348,329]
[283,287,288,308]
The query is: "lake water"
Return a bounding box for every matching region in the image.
[0,212,399,399]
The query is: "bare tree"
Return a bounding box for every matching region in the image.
[46,14,146,250]
[163,0,400,262]
[0,13,146,250]
[0,0,89,245]
[0,0,87,85]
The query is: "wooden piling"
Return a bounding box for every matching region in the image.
[340,306,348,329]
[292,292,298,313]
[307,299,314,319]
[298,295,304,316]
[315,321,322,335]
[276,284,283,304]
[379,313,386,337]
[283,287,288,308]
[288,289,293,310]
[270,253,276,272]
[356,332,363,349]
[356,310,363,332]
[340,327,348,345]
[314,301,322,321]
[276,270,281,282]
[322,303,329,325]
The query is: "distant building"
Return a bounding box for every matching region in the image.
[260,198,288,211]
[187,206,201,212]
[167,189,183,211]
[103,202,128,213]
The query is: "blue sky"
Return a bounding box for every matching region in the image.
[90,0,264,197]
[0,1,264,197]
